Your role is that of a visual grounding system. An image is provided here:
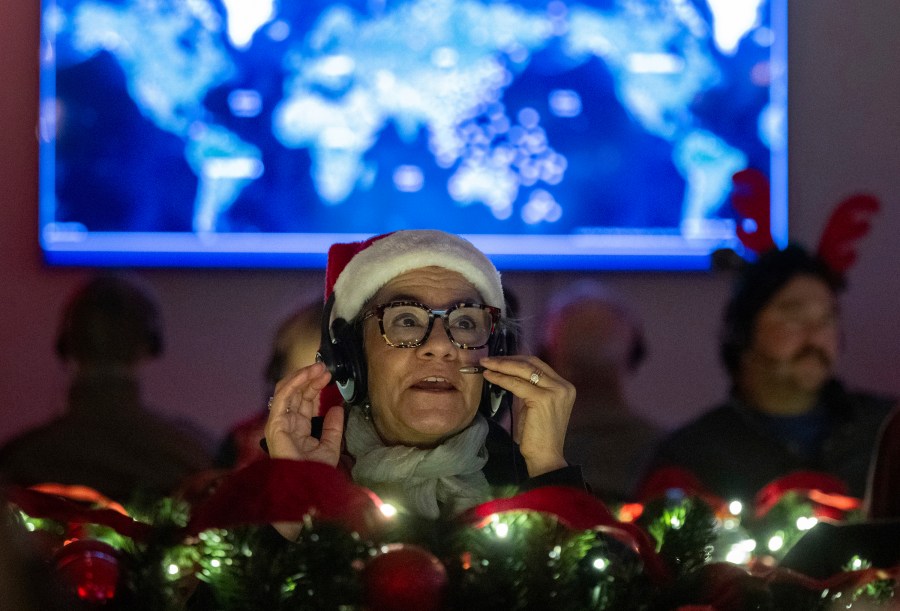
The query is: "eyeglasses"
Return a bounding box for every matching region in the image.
[362,301,500,349]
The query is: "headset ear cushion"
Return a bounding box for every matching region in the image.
[330,318,367,406]
[318,294,363,405]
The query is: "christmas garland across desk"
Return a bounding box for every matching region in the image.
[4,459,898,611]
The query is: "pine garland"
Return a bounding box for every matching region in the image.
[5,472,898,611]
[640,496,717,578]
[195,521,369,610]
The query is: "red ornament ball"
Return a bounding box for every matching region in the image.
[363,543,448,611]
[54,539,120,603]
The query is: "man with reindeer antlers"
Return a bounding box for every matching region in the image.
[639,170,896,504]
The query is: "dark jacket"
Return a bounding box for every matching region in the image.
[481,417,586,490]
[642,380,895,501]
[867,406,900,519]
[0,373,214,503]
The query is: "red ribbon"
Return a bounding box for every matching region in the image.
[185,458,383,538]
[753,471,859,519]
[634,466,727,511]
[4,485,154,542]
[6,460,385,542]
[461,486,672,585]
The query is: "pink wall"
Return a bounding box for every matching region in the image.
[3,1,900,446]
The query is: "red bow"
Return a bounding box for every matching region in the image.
[185,458,383,537]
[753,471,860,520]
[4,485,154,542]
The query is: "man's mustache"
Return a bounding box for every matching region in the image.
[792,345,832,367]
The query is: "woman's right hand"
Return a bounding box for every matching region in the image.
[264,361,344,468]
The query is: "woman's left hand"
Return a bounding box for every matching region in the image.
[479,355,575,477]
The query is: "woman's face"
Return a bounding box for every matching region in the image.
[363,266,490,447]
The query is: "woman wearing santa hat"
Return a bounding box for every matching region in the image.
[264,230,584,536]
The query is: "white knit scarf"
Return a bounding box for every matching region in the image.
[345,408,492,519]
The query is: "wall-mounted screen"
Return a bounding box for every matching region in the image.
[39,0,786,270]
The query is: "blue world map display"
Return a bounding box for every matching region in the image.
[39,0,785,270]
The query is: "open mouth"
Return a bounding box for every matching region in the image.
[410,376,455,391]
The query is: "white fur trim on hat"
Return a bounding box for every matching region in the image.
[331,230,504,323]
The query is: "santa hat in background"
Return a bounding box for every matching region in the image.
[324,229,505,325]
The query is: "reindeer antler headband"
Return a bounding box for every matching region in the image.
[729,167,880,278]
[717,169,880,376]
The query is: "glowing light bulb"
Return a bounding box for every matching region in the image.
[379,503,397,518]
[725,548,750,565]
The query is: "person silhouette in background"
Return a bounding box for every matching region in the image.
[216,299,323,469]
[538,280,661,502]
[0,275,214,505]
[641,245,895,503]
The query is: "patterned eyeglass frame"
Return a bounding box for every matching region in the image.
[361,301,500,349]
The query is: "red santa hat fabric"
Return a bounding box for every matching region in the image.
[324,230,505,324]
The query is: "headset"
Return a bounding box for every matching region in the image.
[316,294,367,406]
[316,293,513,418]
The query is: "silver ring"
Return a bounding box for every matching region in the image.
[529,370,543,385]
[267,396,275,410]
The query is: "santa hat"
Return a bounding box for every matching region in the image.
[325,230,505,324]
